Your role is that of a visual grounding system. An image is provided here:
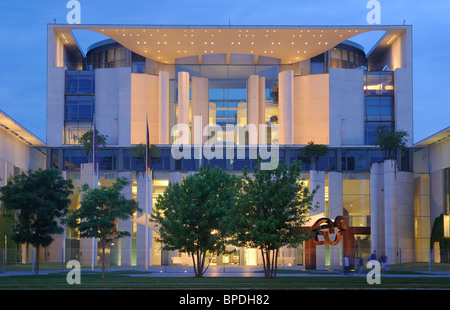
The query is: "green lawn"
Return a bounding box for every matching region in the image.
[1,270,450,290]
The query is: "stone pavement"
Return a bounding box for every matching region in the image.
[1,265,450,277]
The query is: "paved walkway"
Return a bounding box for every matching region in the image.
[2,265,450,277]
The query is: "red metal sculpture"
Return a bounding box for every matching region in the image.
[310,216,347,246]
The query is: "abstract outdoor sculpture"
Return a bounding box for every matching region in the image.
[305,215,351,270]
[310,216,347,246]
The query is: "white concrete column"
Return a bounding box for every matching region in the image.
[258,76,266,125]
[397,171,415,262]
[278,70,294,145]
[310,170,325,216]
[178,71,190,144]
[370,162,382,254]
[258,76,267,144]
[191,76,209,145]
[159,71,170,145]
[79,163,97,266]
[328,171,343,268]
[46,67,65,146]
[247,75,259,145]
[384,159,399,264]
[136,173,153,267]
[118,171,133,267]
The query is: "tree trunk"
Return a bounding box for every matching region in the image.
[35,246,40,276]
[191,248,207,277]
[101,241,106,278]
[261,247,279,279]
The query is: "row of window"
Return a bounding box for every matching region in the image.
[50,147,412,173]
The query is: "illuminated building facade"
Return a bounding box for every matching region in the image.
[45,24,419,269]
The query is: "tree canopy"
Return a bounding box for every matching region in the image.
[64,177,140,278]
[151,165,241,277]
[78,129,108,162]
[304,141,329,170]
[0,169,73,275]
[226,160,317,278]
[373,125,409,160]
[129,143,161,177]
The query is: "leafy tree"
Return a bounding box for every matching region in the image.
[227,160,317,279]
[373,125,409,160]
[65,177,140,278]
[0,169,73,275]
[304,141,329,170]
[78,129,108,162]
[129,143,161,177]
[151,165,241,277]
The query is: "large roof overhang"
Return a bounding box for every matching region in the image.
[51,24,409,65]
[415,127,450,148]
[0,110,45,147]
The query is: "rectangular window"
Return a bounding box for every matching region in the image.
[365,96,394,121]
[341,149,369,171]
[364,71,394,96]
[65,71,95,95]
[64,121,92,145]
[444,168,450,215]
[98,150,119,171]
[364,122,393,146]
[65,96,95,121]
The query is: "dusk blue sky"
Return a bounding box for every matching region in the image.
[0,0,449,143]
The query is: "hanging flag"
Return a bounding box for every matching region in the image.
[93,115,98,184]
[146,115,150,177]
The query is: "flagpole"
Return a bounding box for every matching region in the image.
[145,115,149,272]
[91,114,98,272]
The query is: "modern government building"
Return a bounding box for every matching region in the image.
[1,23,449,270]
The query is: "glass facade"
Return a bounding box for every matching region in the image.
[169,64,280,145]
[64,71,95,145]
[364,71,395,145]
[330,42,367,70]
[51,146,412,174]
[444,168,450,215]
